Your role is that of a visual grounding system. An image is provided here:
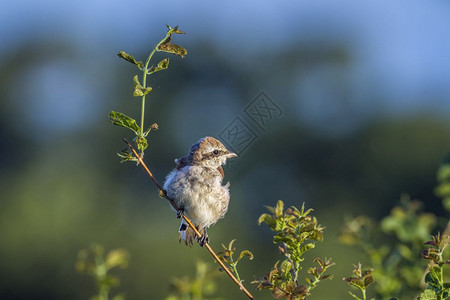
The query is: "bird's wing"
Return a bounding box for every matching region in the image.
[175,156,189,170]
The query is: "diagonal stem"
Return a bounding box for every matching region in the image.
[123,139,255,300]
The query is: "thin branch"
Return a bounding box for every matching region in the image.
[123,139,255,300]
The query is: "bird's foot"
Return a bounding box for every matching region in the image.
[176,207,185,219]
[197,228,209,247]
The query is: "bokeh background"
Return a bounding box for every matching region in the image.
[1,1,450,299]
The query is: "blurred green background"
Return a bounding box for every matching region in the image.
[1,1,450,299]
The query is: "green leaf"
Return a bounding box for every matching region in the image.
[274,218,286,232]
[275,200,284,217]
[437,164,450,182]
[280,260,292,277]
[109,111,140,134]
[425,267,442,289]
[397,243,414,259]
[299,243,315,256]
[117,150,136,163]
[443,197,450,212]
[363,276,374,288]
[133,75,152,97]
[157,34,187,58]
[134,135,148,152]
[117,51,144,69]
[133,74,141,87]
[320,274,333,280]
[227,239,236,251]
[291,285,308,297]
[158,42,187,58]
[271,287,287,299]
[258,213,275,226]
[273,234,295,245]
[237,250,254,262]
[420,289,438,300]
[167,24,186,34]
[344,277,365,290]
[148,58,170,74]
[105,249,129,270]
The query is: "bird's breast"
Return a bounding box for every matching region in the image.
[163,166,230,228]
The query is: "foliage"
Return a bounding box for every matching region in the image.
[103,23,450,300]
[420,233,450,300]
[253,200,334,299]
[165,261,223,300]
[343,263,375,300]
[435,163,450,212]
[340,195,437,298]
[110,24,186,162]
[217,239,254,283]
[76,244,129,300]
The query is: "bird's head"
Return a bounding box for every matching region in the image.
[188,137,237,169]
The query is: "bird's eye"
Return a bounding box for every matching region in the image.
[213,150,219,155]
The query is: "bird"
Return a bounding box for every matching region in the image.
[163,137,237,246]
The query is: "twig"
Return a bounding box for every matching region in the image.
[123,138,255,300]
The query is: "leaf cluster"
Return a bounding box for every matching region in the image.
[110,25,186,162]
[340,195,436,298]
[76,244,129,300]
[420,233,450,300]
[253,200,333,299]
[217,239,253,283]
[435,163,450,212]
[157,25,187,58]
[165,261,222,300]
[343,263,375,300]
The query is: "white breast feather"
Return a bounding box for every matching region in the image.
[163,165,230,229]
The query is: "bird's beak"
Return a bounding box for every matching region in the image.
[225,151,238,159]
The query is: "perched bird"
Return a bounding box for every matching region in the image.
[163,137,237,246]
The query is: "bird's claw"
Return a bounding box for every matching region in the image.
[197,229,209,247]
[176,207,185,219]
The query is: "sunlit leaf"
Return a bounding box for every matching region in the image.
[280,260,292,277]
[320,274,333,280]
[172,25,186,34]
[105,249,129,270]
[363,276,374,287]
[275,200,284,217]
[344,277,365,290]
[158,41,187,58]
[258,213,275,226]
[425,267,441,290]
[299,243,315,256]
[148,58,170,74]
[228,239,236,251]
[271,287,287,299]
[133,75,152,97]
[109,111,140,134]
[291,285,308,297]
[117,51,144,69]
[420,289,438,300]
[134,135,148,152]
[237,250,254,262]
[117,150,136,163]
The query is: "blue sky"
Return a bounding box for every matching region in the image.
[2,0,450,137]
